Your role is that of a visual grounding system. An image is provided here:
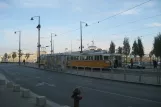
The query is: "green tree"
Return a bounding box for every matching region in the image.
[149,50,153,65]
[109,41,115,54]
[132,40,138,61]
[123,37,130,64]
[137,37,144,62]
[25,53,30,61]
[12,52,17,62]
[117,46,122,54]
[4,53,8,59]
[153,33,161,65]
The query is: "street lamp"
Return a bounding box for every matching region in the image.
[14,31,21,65]
[51,33,57,54]
[80,21,88,53]
[31,16,41,68]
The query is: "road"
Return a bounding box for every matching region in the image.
[0,64,161,107]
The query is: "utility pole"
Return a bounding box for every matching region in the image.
[51,33,57,54]
[51,34,53,54]
[80,21,88,53]
[80,21,83,53]
[19,31,21,65]
[31,16,41,68]
[14,31,21,65]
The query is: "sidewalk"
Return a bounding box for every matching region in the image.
[23,63,161,86]
[0,73,65,107]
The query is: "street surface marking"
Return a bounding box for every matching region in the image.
[36,82,56,87]
[77,85,161,104]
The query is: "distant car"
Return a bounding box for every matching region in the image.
[127,62,145,69]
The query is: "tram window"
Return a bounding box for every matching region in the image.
[80,56,82,60]
[104,56,109,60]
[100,55,102,60]
[84,56,87,60]
[90,56,93,60]
[95,55,99,60]
[87,56,90,60]
[71,56,73,60]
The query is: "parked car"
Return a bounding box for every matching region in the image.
[127,62,145,69]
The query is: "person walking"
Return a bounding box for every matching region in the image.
[130,58,133,69]
[23,59,25,65]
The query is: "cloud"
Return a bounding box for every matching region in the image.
[11,0,60,8]
[0,2,9,8]
[122,9,139,15]
[147,22,161,27]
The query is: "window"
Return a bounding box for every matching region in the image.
[100,55,103,60]
[104,56,109,60]
[95,55,100,60]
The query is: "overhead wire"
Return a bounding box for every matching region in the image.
[89,0,153,25]
[56,0,154,37]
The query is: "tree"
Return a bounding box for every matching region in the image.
[132,40,138,61]
[123,37,130,64]
[153,33,161,65]
[149,50,153,65]
[4,53,8,59]
[12,52,17,62]
[109,41,115,54]
[137,37,144,62]
[117,46,122,54]
[8,55,11,59]
[25,53,30,61]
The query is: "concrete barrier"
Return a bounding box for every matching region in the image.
[36,96,46,107]
[6,81,13,88]
[0,79,6,85]
[13,84,20,92]
[21,89,30,98]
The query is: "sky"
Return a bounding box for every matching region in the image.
[0,0,161,55]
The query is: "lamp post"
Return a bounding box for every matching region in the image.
[31,16,41,68]
[50,33,57,54]
[14,31,21,65]
[80,21,88,53]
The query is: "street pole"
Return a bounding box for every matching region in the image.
[15,31,21,65]
[51,34,53,54]
[31,16,41,68]
[80,21,83,53]
[19,31,21,65]
[80,21,88,53]
[38,16,41,68]
[51,33,57,54]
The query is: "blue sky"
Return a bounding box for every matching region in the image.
[0,0,161,55]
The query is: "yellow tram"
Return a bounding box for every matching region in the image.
[40,50,122,69]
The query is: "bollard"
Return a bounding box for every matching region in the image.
[0,79,6,85]
[71,88,82,107]
[6,81,13,88]
[36,96,46,107]
[21,89,30,98]
[13,84,20,92]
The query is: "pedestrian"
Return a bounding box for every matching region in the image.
[130,58,133,69]
[23,59,25,65]
[154,60,158,69]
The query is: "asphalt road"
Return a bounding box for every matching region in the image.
[0,64,161,107]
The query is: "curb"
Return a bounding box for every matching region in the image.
[0,71,67,107]
[21,65,161,87]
